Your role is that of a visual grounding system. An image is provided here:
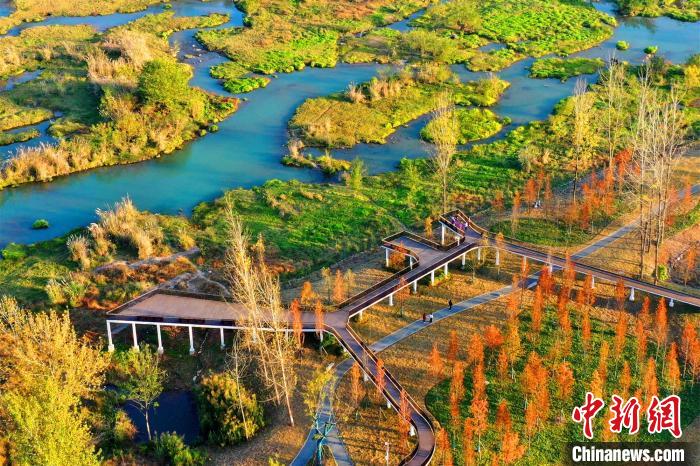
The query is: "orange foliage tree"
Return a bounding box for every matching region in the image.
[484,325,504,354]
[350,362,362,408]
[447,330,459,365]
[614,311,629,357]
[290,299,303,347]
[620,361,632,399]
[332,269,345,304]
[654,298,668,358]
[680,320,698,377]
[642,357,658,407]
[300,281,314,309]
[581,307,592,354]
[466,334,485,368]
[665,342,681,393]
[429,342,444,381]
[531,285,543,337]
[463,418,476,466]
[614,278,626,311]
[495,400,512,434]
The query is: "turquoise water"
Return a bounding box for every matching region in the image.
[0,1,698,245]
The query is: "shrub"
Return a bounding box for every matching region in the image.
[616,40,630,50]
[153,432,206,466]
[195,373,265,447]
[644,45,658,55]
[138,58,192,110]
[31,219,50,229]
[67,234,91,269]
[656,264,669,282]
[1,243,26,260]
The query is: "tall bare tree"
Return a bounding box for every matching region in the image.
[571,78,596,204]
[430,92,459,212]
[600,57,627,166]
[625,66,686,280]
[224,204,298,426]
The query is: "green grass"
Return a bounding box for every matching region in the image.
[412,0,615,71]
[0,128,40,145]
[490,218,593,246]
[530,57,605,81]
[0,236,75,303]
[422,107,506,144]
[426,305,700,464]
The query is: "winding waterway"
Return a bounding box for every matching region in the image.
[0,1,698,246]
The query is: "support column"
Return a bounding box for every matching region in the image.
[430,270,435,285]
[220,327,226,350]
[629,287,635,301]
[441,224,445,245]
[107,322,115,352]
[385,248,389,268]
[412,280,417,293]
[409,256,414,269]
[669,298,674,308]
[386,398,392,409]
[363,371,369,382]
[156,324,163,354]
[548,262,553,273]
[591,276,595,289]
[388,293,394,306]
[495,249,500,266]
[188,326,195,355]
[410,425,416,437]
[477,247,481,261]
[462,252,466,267]
[443,263,448,276]
[131,323,139,351]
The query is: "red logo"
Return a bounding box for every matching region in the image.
[572,392,605,439]
[647,395,682,438]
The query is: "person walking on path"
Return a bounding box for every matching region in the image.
[448,299,453,310]
[422,312,426,322]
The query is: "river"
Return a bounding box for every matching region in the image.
[0,1,697,246]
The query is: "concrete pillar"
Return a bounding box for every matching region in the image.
[495,249,500,266]
[188,326,195,355]
[358,309,363,319]
[409,256,414,269]
[477,247,481,261]
[363,371,369,382]
[462,253,466,267]
[410,425,416,437]
[107,322,115,352]
[548,262,553,273]
[591,276,595,289]
[430,270,435,285]
[156,324,163,354]
[388,293,394,306]
[441,224,445,244]
[385,248,389,268]
[443,263,448,276]
[412,280,417,293]
[220,327,226,350]
[669,298,674,308]
[386,398,392,409]
[629,287,635,301]
[131,323,139,351]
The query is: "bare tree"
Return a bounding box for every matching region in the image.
[600,57,627,166]
[571,78,596,204]
[625,66,686,281]
[430,92,459,212]
[223,204,298,426]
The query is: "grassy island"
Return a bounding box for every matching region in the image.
[290,65,509,148]
[530,57,605,81]
[0,12,237,190]
[0,0,169,34]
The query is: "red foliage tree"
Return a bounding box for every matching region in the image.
[484,325,505,352]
